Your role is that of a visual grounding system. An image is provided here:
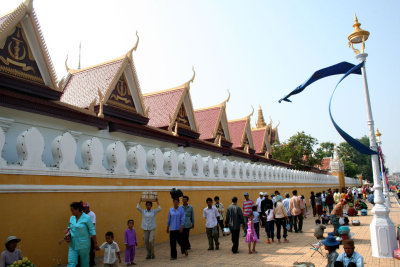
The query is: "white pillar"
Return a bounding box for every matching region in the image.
[356,53,397,257]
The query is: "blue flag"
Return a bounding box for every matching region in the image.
[279,62,361,103]
[329,62,377,155]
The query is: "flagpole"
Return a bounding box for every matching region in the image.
[349,15,397,258]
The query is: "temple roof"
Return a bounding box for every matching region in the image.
[143,70,198,134]
[144,87,186,128]
[0,0,58,90]
[320,157,331,171]
[252,127,267,154]
[195,106,221,140]
[228,112,254,151]
[60,36,147,118]
[61,59,124,108]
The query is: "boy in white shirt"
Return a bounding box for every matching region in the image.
[99,231,121,267]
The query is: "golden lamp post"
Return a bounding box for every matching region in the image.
[375,129,391,208]
[348,15,397,257]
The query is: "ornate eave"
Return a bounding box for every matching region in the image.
[0,0,59,91]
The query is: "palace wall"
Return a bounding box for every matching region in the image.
[0,107,359,266]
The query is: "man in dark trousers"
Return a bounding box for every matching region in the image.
[310,191,316,217]
[260,192,273,237]
[225,196,244,254]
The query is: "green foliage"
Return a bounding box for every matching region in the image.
[272,132,374,181]
[272,131,323,169]
[337,136,373,182]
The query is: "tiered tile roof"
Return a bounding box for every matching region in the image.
[143,87,185,128]
[195,106,221,140]
[61,59,124,108]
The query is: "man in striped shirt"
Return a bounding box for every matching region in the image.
[242,193,254,237]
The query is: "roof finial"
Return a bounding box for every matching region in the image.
[184,66,196,88]
[133,31,139,51]
[65,55,71,72]
[78,42,81,70]
[248,105,254,118]
[256,106,266,128]
[189,66,195,83]
[223,89,230,105]
[126,31,140,59]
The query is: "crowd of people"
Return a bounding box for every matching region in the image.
[1,186,374,267]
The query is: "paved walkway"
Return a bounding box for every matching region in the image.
[74,196,400,266]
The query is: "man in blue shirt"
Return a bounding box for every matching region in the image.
[167,198,186,260]
[181,196,194,251]
[335,240,364,267]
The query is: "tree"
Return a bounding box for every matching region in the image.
[337,136,373,182]
[315,142,335,159]
[272,131,323,169]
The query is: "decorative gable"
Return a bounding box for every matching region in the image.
[216,122,226,140]
[107,73,136,112]
[0,1,60,99]
[175,103,190,129]
[0,23,43,84]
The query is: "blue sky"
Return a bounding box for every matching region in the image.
[3,0,400,172]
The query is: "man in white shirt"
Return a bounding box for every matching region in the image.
[203,197,220,250]
[83,202,96,267]
[255,192,264,213]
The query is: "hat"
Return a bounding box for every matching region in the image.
[264,192,269,196]
[82,202,90,207]
[5,236,20,245]
[342,240,355,248]
[244,192,249,196]
[259,192,264,195]
[321,236,339,247]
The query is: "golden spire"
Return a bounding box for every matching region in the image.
[256,106,266,128]
[348,13,370,55]
[375,128,381,137]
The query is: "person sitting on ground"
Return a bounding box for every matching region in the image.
[322,235,340,267]
[321,211,330,225]
[1,236,22,267]
[314,219,326,240]
[334,240,364,267]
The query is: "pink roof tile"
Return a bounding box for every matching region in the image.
[60,59,124,108]
[228,119,247,148]
[320,157,331,171]
[143,88,184,128]
[252,128,267,154]
[194,106,221,140]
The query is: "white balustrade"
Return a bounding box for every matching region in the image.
[106,141,128,174]
[51,132,78,171]
[223,159,232,179]
[178,152,193,178]
[0,127,7,167]
[213,158,223,178]
[146,148,164,176]
[192,154,204,177]
[16,127,46,169]
[163,150,179,177]
[127,144,148,175]
[81,137,105,173]
[203,156,213,178]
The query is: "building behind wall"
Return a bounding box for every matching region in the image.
[0,1,360,265]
